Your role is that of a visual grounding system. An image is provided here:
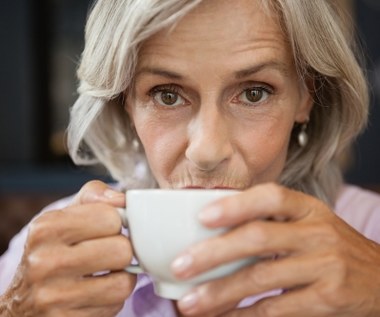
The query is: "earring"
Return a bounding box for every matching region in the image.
[132,138,139,151]
[298,122,308,148]
[130,126,141,151]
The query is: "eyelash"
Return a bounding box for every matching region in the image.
[148,84,187,108]
[234,84,274,107]
[149,84,181,96]
[147,83,274,108]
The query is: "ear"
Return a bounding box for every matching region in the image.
[295,79,313,123]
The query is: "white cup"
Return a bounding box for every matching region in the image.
[119,189,257,300]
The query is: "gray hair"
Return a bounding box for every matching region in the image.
[67,0,368,205]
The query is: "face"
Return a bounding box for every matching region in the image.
[127,0,312,190]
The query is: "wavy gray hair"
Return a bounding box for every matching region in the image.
[67,0,368,205]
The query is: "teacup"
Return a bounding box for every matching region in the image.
[119,189,257,300]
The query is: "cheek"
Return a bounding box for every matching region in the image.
[240,119,293,182]
[134,116,187,182]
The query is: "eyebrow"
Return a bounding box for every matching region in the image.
[235,61,290,79]
[136,61,290,81]
[136,68,184,80]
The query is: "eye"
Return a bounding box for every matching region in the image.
[236,86,272,105]
[149,85,187,107]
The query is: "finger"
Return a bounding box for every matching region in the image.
[177,300,238,317]
[177,254,323,316]
[221,287,329,317]
[33,272,136,310]
[28,203,122,246]
[33,235,134,278]
[77,272,136,307]
[62,203,124,243]
[198,183,325,228]
[172,221,308,279]
[71,180,125,207]
[37,305,123,317]
[67,305,123,317]
[70,235,133,275]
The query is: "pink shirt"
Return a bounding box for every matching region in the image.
[1,185,379,316]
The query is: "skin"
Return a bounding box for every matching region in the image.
[128,0,312,190]
[127,0,380,316]
[0,181,135,317]
[0,1,379,317]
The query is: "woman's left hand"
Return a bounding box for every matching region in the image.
[172,183,380,317]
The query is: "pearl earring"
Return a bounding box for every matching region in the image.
[130,126,141,152]
[132,137,140,151]
[298,122,308,148]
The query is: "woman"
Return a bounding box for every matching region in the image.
[1,0,379,316]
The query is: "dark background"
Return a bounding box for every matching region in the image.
[0,0,379,254]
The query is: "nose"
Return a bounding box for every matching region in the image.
[185,106,233,171]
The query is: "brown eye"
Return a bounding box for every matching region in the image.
[236,86,271,106]
[160,91,178,105]
[245,88,263,103]
[151,88,185,107]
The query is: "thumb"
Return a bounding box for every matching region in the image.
[71,180,125,207]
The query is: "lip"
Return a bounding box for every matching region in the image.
[182,186,237,190]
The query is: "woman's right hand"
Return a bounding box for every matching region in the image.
[0,180,136,317]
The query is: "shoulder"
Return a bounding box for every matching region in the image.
[334,184,380,242]
[335,184,380,213]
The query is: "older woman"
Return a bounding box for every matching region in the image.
[1,0,379,316]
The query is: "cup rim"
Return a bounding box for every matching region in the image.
[127,188,239,195]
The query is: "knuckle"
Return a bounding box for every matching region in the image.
[81,180,106,194]
[315,282,348,311]
[86,179,105,188]
[312,222,340,246]
[33,286,58,312]
[248,262,271,289]
[27,213,57,246]
[324,252,347,276]
[113,236,133,266]
[51,251,74,273]
[314,254,349,310]
[256,299,281,317]
[25,249,56,282]
[25,252,44,282]
[28,210,62,247]
[261,183,287,208]
[75,180,107,204]
[245,221,268,244]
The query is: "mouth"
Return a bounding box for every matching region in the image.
[182,186,237,190]
[168,172,248,190]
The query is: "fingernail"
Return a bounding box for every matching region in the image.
[198,205,222,224]
[104,189,124,199]
[171,253,193,274]
[178,291,199,312]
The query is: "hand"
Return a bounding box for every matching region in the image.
[172,183,380,317]
[0,180,136,317]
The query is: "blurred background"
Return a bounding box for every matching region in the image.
[0,0,379,255]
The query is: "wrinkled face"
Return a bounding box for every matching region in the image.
[127,0,312,189]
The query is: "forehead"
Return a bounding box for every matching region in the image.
[138,0,292,75]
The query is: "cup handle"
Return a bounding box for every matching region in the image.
[117,208,145,275]
[125,265,144,274]
[117,207,129,229]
